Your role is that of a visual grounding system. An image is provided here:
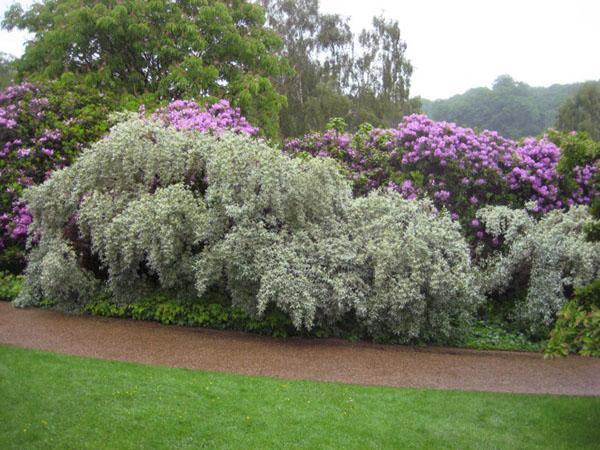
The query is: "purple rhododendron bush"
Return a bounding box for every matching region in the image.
[0,81,112,270]
[285,115,598,242]
[154,99,258,136]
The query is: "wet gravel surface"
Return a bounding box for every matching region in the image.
[1,302,599,395]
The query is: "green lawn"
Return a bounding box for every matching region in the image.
[1,345,598,449]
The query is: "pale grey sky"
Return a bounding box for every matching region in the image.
[1,0,598,99]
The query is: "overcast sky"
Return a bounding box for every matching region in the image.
[1,0,598,99]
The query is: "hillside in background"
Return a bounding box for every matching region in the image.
[421,75,593,138]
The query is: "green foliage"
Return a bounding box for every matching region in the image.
[0,271,23,301]
[463,320,542,352]
[351,15,415,128]
[3,0,286,137]
[422,75,583,138]
[84,294,544,351]
[558,81,600,140]
[585,197,600,242]
[260,0,352,137]
[549,129,600,176]
[39,77,116,148]
[261,1,416,137]
[325,117,348,133]
[545,280,600,357]
[0,244,26,274]
[84,295,296,338]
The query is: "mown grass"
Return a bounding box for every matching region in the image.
[1,345,599,449]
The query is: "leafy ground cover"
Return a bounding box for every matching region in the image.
[463,320,544,352]
[1,345,599,449]
[83,295,543,351]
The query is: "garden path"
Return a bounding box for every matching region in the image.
[1,302,599,396]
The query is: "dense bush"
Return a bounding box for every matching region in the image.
[285,115,598,241]
[16,114,481,343]
[545,280,600,357]
[476,204,600,335]
[0,80,112,271]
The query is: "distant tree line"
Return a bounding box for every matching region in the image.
[422,75,600,139]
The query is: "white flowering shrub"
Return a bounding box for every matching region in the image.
[17,114,482,342]
[477,204,600,334]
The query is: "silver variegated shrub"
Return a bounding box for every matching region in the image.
[347,192,482,340]
[476,204,600,333]
[17,114,481,341]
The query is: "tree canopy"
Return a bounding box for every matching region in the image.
[3,0,287,137]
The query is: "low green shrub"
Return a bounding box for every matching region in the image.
[84,294,297,338]
[545,280,600,357]
[463,320,543,352]
[0,271,23,301]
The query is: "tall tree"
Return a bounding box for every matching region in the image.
[260,0,353,137]
[558,81,600,141]
[3,0,287,137]
[351,16,415,128]
[261,1,416,136]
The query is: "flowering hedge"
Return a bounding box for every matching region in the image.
[285,115,599,240]
[16,114,481,343]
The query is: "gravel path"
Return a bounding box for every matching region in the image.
[1,302,599,396]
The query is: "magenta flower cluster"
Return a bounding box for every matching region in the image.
[0,83,66,250]
[285,114,598,236]
[154,99,258,136]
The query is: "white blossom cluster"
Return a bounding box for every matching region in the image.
[15,115,483,340]
[476,204,600,333]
